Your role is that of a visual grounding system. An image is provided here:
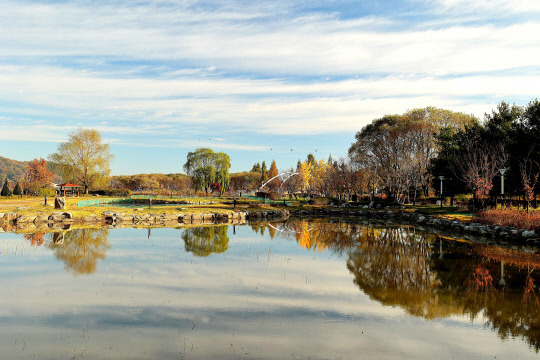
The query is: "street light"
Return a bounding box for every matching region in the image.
[499,168,506,207]
[439,176,445,208]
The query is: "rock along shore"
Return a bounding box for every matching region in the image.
[1,206,539,247]
[288,207,540,246]
[0,209,291,233]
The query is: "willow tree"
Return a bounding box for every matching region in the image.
[49,128,113,194]
[183,148,230,195]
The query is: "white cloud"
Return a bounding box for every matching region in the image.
[1,1,540,77]
[0,63,537,139]
[0,0,539,167]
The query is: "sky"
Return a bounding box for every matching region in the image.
[1,0,539,175]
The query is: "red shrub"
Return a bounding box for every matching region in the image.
[475,209,540,231]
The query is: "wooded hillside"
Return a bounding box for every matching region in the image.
[0,156,28,182]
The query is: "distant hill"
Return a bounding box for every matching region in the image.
[0,156,28,182]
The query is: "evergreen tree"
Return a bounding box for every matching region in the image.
[13,182,22,196]
[261,161,268,182]
[1,178,12,196]
[306,153,316,166]
[251,163,261,172]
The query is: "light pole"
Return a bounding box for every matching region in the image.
[439,176,445,208]
[499,168,506,207]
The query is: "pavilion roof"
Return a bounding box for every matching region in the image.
[58,183,82,188]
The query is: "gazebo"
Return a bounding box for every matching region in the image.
[57,183,83,197]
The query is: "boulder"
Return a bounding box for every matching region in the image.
[54,197,66,209]
[48,213,65,222]
[191,213,203,220]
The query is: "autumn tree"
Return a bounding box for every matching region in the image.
[266,160,280,192]
[520,155,539,212]
[24,158,55,196]
[183,148,230,195]
[453,133,508,208]
[349,108,475,203]
[49,128,113,194]
[229,172,262,193]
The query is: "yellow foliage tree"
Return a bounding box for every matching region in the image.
[297,160,311,191]
[49,128,113,194]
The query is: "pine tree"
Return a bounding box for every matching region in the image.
[261,161,268,182]
[13,182,22,195]
[251,163,261,172]
[1,178,12,196]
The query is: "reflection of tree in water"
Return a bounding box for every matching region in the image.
[346,226,454,319]
[24,232,45,246]
[342,223,540,352]
[256,219,540,352]
[182,225,229,257]
[49,228,110,276]
[265,219,358,255]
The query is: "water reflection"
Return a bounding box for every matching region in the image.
[48,228,110,275]
[12,219,540,354]
[272,219,540,352]
[181,225,229,257]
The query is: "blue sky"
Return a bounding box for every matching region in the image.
[1,0,539,175]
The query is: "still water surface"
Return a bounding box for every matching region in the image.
[1,219,539,359]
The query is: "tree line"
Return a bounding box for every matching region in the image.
[3,100,539,205]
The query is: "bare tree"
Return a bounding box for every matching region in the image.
[453,138,507,208]
[519,151,539,212]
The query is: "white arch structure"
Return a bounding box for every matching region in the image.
[258,171,321,192]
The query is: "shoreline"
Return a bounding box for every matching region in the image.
[0,204,539,246]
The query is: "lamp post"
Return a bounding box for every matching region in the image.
[439,176,445,208]
[499,168,506,208]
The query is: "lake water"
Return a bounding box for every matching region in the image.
[1,219,539,359]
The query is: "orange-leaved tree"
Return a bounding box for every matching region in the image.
[24,158,55,196]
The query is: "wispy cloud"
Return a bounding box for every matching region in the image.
[0,0,539,171]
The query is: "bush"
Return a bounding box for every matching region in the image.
[308,197,334,205]
[88,189,131,197]
[476,209,540,231]
[38,188,56,197]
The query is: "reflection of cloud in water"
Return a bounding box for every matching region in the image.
[0,223,539,359]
